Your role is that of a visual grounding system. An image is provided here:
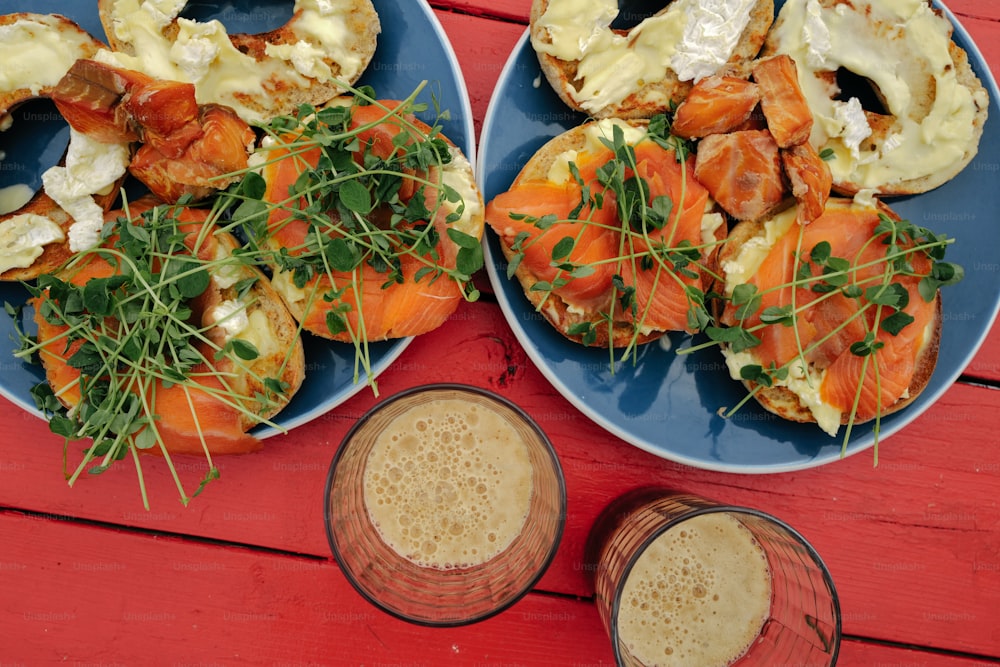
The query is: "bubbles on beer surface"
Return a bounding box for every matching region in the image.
[363,398,533,570]
[617,513,772,667]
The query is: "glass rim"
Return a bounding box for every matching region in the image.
[608,499,842,665]
[323,382,568,627]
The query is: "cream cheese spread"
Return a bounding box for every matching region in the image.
[532,0,756,114]
[102,0,370,123]
[0,17,97,96]
[769,0,988,189]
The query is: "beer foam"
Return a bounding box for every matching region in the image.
[617,512,772,666]
[363,397,533,569]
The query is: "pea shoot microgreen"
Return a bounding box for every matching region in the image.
[222,82,483,393]
[12,200,299,509]
[685,211,963,459]
[503,113,719,369]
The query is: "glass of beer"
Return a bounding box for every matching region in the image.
[324,384,566,626]
[588,488,840,666]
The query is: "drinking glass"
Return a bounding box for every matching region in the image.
[325,384,566,626]
[588,487,841,666]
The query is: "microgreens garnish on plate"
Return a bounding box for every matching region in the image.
[11,200,303,509]
[221,83,485,395]
[683,207,963,459]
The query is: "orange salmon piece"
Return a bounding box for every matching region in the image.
[671,76,761,139]
[695,129,786,221]
[726,202,935,423]
[752,55,814,148]
[149,375,261,456]
[618,144,712,332]
[487,181,619,310]
[782,142,833,224]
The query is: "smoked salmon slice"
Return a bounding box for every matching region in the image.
[694,129,786,221]
[752,55,814,148]
[722,200,936,424]
[259,101,481,342]
[486,134,715,338]
[671,76,761,140]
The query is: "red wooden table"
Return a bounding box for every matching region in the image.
[2,1,1000,664]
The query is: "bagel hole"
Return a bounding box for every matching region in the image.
[0,99,69,212]
[611,0,670,30]
[179,0,293,35]
[834,68,889,116]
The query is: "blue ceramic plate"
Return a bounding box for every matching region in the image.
[0,0,475,438]
[478,2,1000,472]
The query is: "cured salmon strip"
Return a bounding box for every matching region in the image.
[752,54,814,148]
[694,129,787,221]
[671,76,761,139]
[722,201,935,423]
[782,142,833,224]
[486,136,713,336]
[487,182,620,311]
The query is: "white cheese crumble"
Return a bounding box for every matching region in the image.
[0,213,66,273]
[41,129,130,252]
[210,299,249,341]
[671,0,757,82]
[831,98,872,161]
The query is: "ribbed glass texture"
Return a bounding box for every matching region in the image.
[325,384,566,626]
[589,488,841,666]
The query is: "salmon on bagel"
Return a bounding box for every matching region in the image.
[714,196,956,436]
[762,0,990,196]
[96,0,381,124]
[0,13,124,281]
[529,0,774,118]
[486,117,727,349]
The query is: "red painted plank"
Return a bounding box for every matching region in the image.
[433,0,531,23]
[0,511,614,664]
[3,300,1000,656]
[435,10,527,143]
[1,509,996,665]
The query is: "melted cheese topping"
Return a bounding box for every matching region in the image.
[0,17,97,96]
[0,184,34,216]
[532,0,756,113]
[40,129,130,252]
[0,213,66,274]
[102,0,371,123]
[769,0,988,189]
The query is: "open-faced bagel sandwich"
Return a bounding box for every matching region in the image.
[715,196,947,436]
[762,0,989,196]
[529,0,775,118]
[487,117,727,348]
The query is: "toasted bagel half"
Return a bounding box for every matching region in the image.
[715,197,942,435]
[487,118,727,348]
[97,0,380,124]
[529,0,774,119]
[762,0,989,196]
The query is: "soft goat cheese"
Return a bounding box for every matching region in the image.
[0,213,66,274]
[41,129,130,252]
[532,0,756,112]
[671,0,758,82]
